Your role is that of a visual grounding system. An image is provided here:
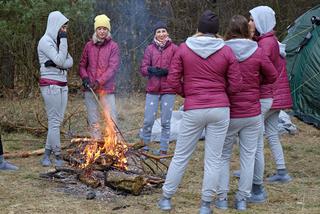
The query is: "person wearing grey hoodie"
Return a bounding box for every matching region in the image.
[247,6,282,203]
[215,15,278,211]
[37,11,73,167]
[157,10,242,214]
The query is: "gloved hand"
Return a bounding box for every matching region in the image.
[147,66,158,76]
[58,31,67,38]
[82,77,90,90]
[44,60,56,67]
[154,68,168,77]
[91,80,100,91]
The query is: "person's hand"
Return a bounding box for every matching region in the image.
[155,68,168,77]
[58,31,67,39]
[91,80,100,91]
[44,60,56,67]
[147,66,158,76]
[82,77,90,90]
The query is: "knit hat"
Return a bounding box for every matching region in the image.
[198,10,219,34]
[154,21,167,34]
[94,14,111,31]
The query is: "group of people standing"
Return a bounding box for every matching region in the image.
[150,6,292,214]
[35,5,292,213]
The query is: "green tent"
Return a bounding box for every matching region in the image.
[283,5,320,128]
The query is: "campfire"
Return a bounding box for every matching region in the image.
[79,110,128,170]
[39,106,173,199]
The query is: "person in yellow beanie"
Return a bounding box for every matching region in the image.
[94,14,111,32]
[79,14,120,139]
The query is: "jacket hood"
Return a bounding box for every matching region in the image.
[225,39,258,62]
[45,11,69,42]
[186,35,225,59]
[278,41,286,57]
[250,6,276,35]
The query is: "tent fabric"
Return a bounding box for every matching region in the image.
[283,5,320,128]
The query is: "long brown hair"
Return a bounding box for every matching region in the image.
[224,15,250,40]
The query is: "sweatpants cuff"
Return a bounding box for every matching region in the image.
[253,181,263,185]
[276,164,286,170]
[163,191,172,199]
[201,195,213,202]
[236,191,249,200]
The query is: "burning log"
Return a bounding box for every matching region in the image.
[39,103,171,197]
[105,170,146,195]
[78,172,101,188]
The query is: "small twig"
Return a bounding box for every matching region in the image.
[140,158,156,174]
[148,157,169,173]
[147,178,165,184]
[140,151,173,160]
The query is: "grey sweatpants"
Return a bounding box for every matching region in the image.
[217,115,262,199]
[253,98,273,185]
[41,85,68,155]
[139,93,175,151]
[265,109,286,170]
[162,107,230,202]
[84,92,117,139]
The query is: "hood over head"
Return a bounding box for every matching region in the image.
[250,6,276,35]
[45,11,69,42]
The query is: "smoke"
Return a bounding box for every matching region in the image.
[94,0,171,93]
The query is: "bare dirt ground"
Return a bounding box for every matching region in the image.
[0,93,319,214]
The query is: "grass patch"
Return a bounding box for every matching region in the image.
[0,94,319,214]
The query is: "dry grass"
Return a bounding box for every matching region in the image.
[0,93,319,214]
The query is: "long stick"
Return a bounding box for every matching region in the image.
[88,87,127,143]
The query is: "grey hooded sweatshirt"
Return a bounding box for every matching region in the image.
[37,11,73,82]
[225,39,258,62]
[186,35,225,59]
[249,6,276,35]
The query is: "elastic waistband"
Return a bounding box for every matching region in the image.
[39,78,67,87]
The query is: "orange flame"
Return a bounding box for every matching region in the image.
[80,105,128,170]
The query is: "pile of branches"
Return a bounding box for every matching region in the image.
[40,138,173,196]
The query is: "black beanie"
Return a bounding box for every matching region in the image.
[198,10,219,34]
[154,21,167,34]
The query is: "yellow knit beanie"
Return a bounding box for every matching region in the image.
[94,14,111,31]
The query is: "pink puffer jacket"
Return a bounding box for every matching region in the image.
[168,43,242,111]
[255,32,281,99]
[140,41,178,94]
[229,48,278,118]
[271,56,293,109]
[79,37,120,94]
